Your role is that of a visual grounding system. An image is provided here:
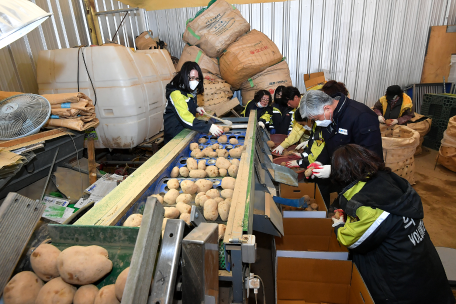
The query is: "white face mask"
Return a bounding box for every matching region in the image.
[189,80,199,91]
[256,102,265,108]
[315,111,332,127]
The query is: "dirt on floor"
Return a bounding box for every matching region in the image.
[414,147,456,249]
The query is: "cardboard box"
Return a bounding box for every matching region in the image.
[280,183,327,218]
[304,72,325,81]
[276,257,374,304]
[275,218,348,260]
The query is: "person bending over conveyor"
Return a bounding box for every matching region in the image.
[271,86,299,135]
[163,61,223,144]
[241,90,273,129]
[373,85,414,126]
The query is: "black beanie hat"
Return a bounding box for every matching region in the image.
[386,85,403,100]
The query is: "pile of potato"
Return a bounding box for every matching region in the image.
[302,195,318,211]
[3,243,131,304]
[169,156,239,179]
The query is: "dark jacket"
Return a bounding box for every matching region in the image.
[320,93,383,161]
[271,103,295,134]
[163,83,211,144]
[334,172,454,304]
[241,100,273,128]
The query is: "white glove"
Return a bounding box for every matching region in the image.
[258,121,265,129]
[272,145,284,155]
[378,116,385,123]
[388,119,398,126]
[296,140,308,150]
[196,107,205,115]
[209,124,223,137]
[312,165,331,179]
[332,217,345,227]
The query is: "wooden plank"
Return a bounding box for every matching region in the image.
[0,129,69,150]
[421,26,456,83]
[205,97,240,117]
[75,129,195,226]
[87,138,97,185]
[224,112,256,243]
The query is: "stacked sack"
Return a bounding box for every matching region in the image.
[437,115,456,172]
[43,92,99,131]
[180,0,291,106]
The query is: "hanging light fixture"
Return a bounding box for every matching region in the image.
[0,0,51,49]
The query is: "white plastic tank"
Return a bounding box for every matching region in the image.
[37,46,175,149]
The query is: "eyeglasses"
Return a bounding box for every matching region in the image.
[261,97,269,102]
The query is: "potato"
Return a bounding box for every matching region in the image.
[186,158,198,170]
[195,179,213,193]
[167,179,180,190]
[203,199,218,221]
[218,224,226,240]
[216,157,231,170]
[203,147,214,157]
[190,149,201,158]
[123,214,142,227]
[219,168,227,177]
[170,166,179,178]
[229,147,242,158]
[206,166,219,178]
[195,192,211,207]
[303,195,311,203]
[94,284,119,304]
[310,203,319,210]
[190,143,199,151]
[57,245,112,285]
[267,140,275,148]
[176,202,191,214]
[218,135,228,143]
[180,180,198,194]
[35,277,76,304]
[305,167,313,177]
[218,201,230,221]
[229,138,238,145]
[230,159,240,166]
[198,160,207,170]
[162,218,168,230]
[179,167,189,177]
[189,169,207,178]
[195,152,206,159]
[305,206,313,211]
[30,243,60,282]
[223,127,230,132]
[206,189,220,199]
[176,193,192,204]
[209,151,218,158]
[217,149,229,157]
[212,143,220,150]
[74,285,99,304]
[221,177,236,190]
[149,194,163,204]
[115,267,129,301]
[221,189,233,199]
[180,213,191,225]
[164,207,180,219]
[164,189,180,204]
[198,137,207,144]
[224,198,232,207]
[3,271,43,304]
[228,165,238,177]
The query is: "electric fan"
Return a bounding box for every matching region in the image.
[0,94,51,140]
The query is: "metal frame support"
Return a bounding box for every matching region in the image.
[227,244,245,304]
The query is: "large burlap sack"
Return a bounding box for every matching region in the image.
[183,0,250,58]
[197,73,233,106]
[437,116,456,172]
[381,125,420,184]
[135,31,167,50]
[239,60,292,105]
[220,30,283,89]
[44,117,99,131]
[406,113,432,155]
[176,45,220,77]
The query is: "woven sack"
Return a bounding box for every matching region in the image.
[176,45,220,77]
[239,60,292,106]
[220,30,282,89]
[437,116,456,172]
[407,113,432,155]
[197,73,232,106]
[381,125,420,184]
[182,0,250,58]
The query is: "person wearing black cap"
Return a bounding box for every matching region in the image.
[373,85,414,126]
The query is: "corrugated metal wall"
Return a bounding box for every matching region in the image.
[1,0,455,108]
[147,0,454,106]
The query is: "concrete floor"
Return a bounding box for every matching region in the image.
[414,147,456,249]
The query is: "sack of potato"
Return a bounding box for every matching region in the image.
[176,45,221,77]
[380,124,420,184]
[182,0,250,58]
[197,73,233,107]
[406,113,432,155]
[219,30,283,89]
[239,60,292,106]
[437,116,456,172]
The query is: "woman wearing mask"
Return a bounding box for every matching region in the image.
[271,86,296,135]
[241,90,273,129]
[163,61,223,144]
